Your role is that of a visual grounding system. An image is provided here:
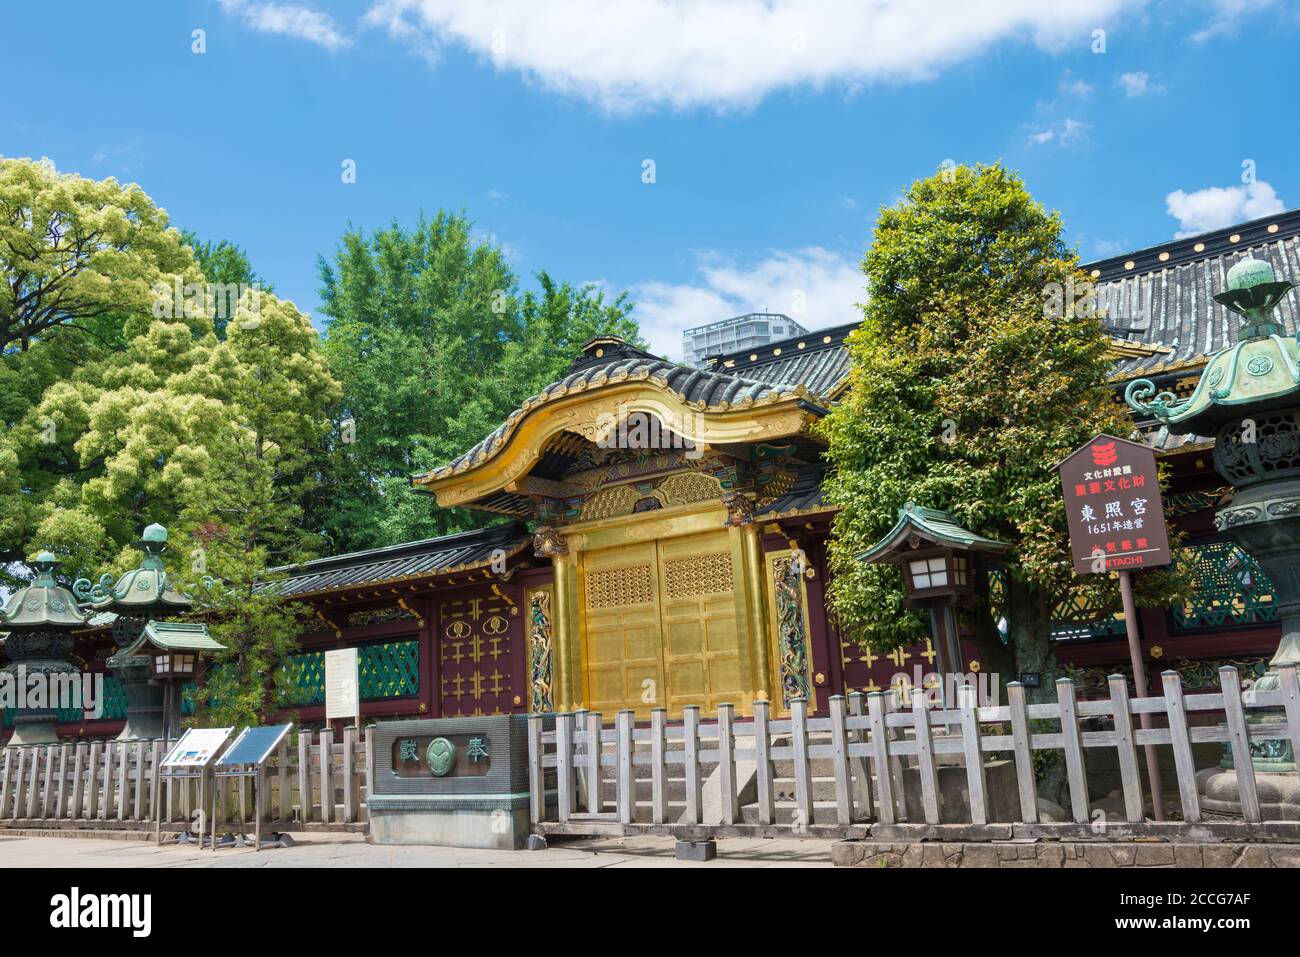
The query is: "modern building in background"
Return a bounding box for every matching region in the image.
[682,312,808,367]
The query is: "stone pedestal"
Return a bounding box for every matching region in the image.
[3,632,78,746]
[106,652,164,741]
[1197,766,1300,821]
[367,714,553,849]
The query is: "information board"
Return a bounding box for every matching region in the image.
[216,723,293,766]
[162,727,234,767]
[325,647,360,721]
[1058,432,1171,575]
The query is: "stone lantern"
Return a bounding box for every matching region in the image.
[1126,255,1300,816]
[75,524,192,741]
[0,552,89,745]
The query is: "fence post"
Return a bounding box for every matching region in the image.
[297,729,312,823]
[650,708,668,825]
[866,691,895,825]
[828,695,852,826]
[752,699,775,826]
[1006,681,1039,823]
[911,687,940,825]
[884,689,907,821]
[72,744,88,820]
[86,741,102,819]
[319,728,334,824]
[1280,665,1300,785]
[133,741,145,820]
[1218,665,1261,823]
[957,683,988,826]
[556,712,574,824]
[150,740,163,827]
[278,737,291,823]
[42,744,56,819]
[342,725,357,824]
[1161,671,1200,823]
[56,743,70,819]
[790,698,813,831]
[1106,673,1144,823]
[527,713,545,825]
[1056,677,1090,824]
[683,705,702,825]
[572,708,589,806]
[716,703,738,826]
[615,709,634,825]
[846,691,874,821]
[28,747,42,820]
[584,712,602,814]
[0,748,13,820]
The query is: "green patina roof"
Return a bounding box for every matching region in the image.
[1126,257,1300,432]
[122,620,224,656]
[0,552,91,630]
[857,501,1011,564]
[75,524,192,614]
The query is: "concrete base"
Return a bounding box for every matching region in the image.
[1198,766,1300,821]
[676,839,717,862]
[527,834,548,850]
[832,839,1300,868]
[368,800,532,850]
[5,720,59,746]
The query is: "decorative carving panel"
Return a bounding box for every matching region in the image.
[585,564,654,608]
[663,552,733,599]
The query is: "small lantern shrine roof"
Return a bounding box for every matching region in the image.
[0,552,91,630]
[75,524,191,615]
[857,502,1011,565]
[120,620,224,657]
[1126,257,1300,433]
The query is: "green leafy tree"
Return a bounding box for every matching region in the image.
[821,163,1183,693]
[179,230,269,340]
[182,290,340,726]
[313,212,638,552]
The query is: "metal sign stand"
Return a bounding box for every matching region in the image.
[155,727,235,847]
[210,723,294,852]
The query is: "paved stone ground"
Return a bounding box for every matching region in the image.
[832,839,1300,868]
[0,832,833,868]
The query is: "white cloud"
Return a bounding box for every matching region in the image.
[631,248,863,360]
[1192,0,1276,43]
[362,0,1134,111]
[1165,181,1286,238]
[219,0,350,51]
[1059,71,1093,96]
[1027,117,1090,148]
[487,189,510,204]
[1116,71,1162,96]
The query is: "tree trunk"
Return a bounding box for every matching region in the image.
[1007,575,1057,704]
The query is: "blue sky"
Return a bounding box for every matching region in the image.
[3,0,1297,357]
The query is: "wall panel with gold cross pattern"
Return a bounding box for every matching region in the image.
[437,592,517,717]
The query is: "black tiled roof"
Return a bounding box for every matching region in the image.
[1085,208,1300,379]
[706,321,857,399]
[756,466,831,519]
[264,522,529,598]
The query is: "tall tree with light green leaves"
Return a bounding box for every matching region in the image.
[313,212,639,552]
[821,163,1183,694]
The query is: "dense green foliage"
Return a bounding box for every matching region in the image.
[313,212,640,552]
[821,163,1182,687]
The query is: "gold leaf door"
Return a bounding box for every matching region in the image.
[581,541,665,719]
[438,594,514,717]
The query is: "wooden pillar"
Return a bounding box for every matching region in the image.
[552,552,581,712]
[738,523,773,707]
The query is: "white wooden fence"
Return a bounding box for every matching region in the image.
[0,727,372,832]
[527,665,1300,841]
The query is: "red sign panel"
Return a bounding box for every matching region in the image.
[1057,433,1172,575]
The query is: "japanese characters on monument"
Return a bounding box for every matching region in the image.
[1058,433,1171,575]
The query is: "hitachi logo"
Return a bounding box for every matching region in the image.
[49,887,151,937]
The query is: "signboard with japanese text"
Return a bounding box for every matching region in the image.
[1058,433,1171,575]
[161,727,234,767]
[324,647,360,721]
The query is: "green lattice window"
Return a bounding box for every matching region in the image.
[359,639,419,700]
[276,652,325,707]
[1051,591,1126,641]
[273,640,420,707]
[1172,541,1276,631]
